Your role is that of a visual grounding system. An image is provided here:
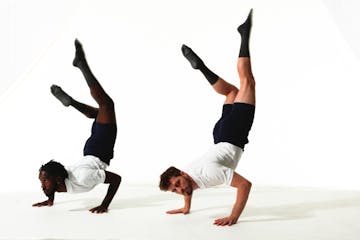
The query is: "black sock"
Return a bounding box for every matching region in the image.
[181,44,219,85]
[237,9,253,57]
[50,85,72,107]
[72,39,98,87]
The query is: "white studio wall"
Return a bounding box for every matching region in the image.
[1,0,360,192]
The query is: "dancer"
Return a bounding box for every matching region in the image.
[159,9,255,226]
[33,39,121,213]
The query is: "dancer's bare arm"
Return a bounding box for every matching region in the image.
[167,194,192,214]
[214,172,251,226]
[89,171,121,213]
[32,193,54,207]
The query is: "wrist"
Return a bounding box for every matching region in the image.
[101,201,109,208]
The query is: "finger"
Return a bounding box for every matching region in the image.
[214,219,223,225]
[214,219,221,224]
[214,218,225,224]
[215,221,225,226]
[222,220,229,226]
[215,218,229,226]
[167,210,179,214]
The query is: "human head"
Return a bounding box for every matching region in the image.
[159,166,193,196]
[38,160,68,197]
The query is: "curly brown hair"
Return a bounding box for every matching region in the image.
[159,166,181,191]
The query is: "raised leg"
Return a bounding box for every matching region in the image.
[212,79,239,104]
[72,39,116,124]
[181,45,238,104]
[50,85,98,118]
[234,9,256,106]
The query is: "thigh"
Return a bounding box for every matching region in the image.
[96,105,116,124]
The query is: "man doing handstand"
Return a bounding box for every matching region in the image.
[159,9,255,226]
[33,39,121,213]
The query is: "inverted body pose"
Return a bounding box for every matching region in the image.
[159,9,255,226]
[33,39,121,213]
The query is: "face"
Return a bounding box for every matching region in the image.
[168,175,193,196]
[38,171,57,197]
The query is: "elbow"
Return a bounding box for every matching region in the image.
[243,179,252,192]
[117,175,122,185]
[112,174,122,186]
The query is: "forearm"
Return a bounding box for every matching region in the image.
[230,182,251,218]
[183,195,192,212]
[101,175,121,208]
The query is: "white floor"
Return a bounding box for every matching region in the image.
[1,185,360,240]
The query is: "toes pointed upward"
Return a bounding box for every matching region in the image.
[50,84,60,94]
[74,38,82,49]
[73,39,86,67]
[181,44,192,56]
[50,85,72,107]
[248,8,253,19]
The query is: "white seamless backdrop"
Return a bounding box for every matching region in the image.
[1,0,360,192]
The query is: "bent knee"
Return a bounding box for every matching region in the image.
[101,97,114,110]
[91,90,114,108]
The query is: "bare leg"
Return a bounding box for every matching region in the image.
[72,39,116,124]
[50,84,99,118]
[211,79,239,104]
[234,9,255,106]
[234,59,255,105]
[71,100,99,119]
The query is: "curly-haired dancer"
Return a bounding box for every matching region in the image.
[33,39,121,213]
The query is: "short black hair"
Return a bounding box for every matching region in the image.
[159,166,181,191]
[39,160,68,179]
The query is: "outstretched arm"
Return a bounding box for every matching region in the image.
[89,171,121,213]
[214,172,251,226]
[166,194,192,214]
[32,193,55,207]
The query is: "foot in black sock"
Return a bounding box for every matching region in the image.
[51,85,72,107]
[181,44,204,69]
[181,44,219,85]
[237,9,252,36]
[72,39,86,67]
[237,9,253,57]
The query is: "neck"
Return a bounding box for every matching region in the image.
[186,174,199,190]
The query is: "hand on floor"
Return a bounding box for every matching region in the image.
[166,207,189,214]
[89,205,108,214]
[214,215,239,226]
[32,199,54,207]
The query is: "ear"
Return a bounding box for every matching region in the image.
[55,176,64,184]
